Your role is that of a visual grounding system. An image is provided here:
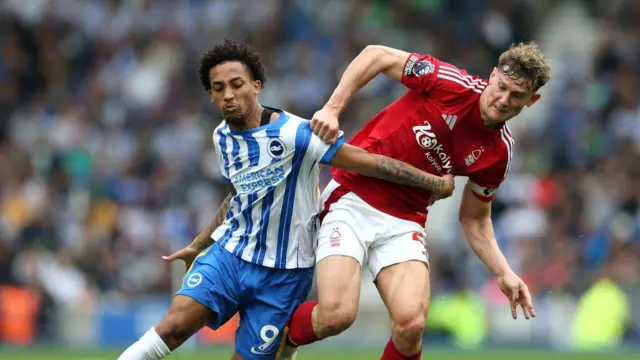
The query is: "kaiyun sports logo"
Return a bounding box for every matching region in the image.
[412,121,453,175]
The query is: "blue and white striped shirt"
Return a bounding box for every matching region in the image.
[211,107,344,269]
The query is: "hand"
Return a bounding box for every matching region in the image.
[496,271,535,320]
[162,245,201,273]
[438,174,455,198]
[427,174,455,206]
[310,107,340,144]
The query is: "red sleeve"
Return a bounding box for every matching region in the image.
[468,179,501,202]
[468,128,514,202]
[401,53,441,93]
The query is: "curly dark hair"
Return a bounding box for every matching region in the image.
[197,39,267,92]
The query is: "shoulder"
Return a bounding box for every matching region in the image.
[468,125,515,188]
[488,124,515,180]
[282,111,308,126]
[212,122,229,145]
[433,62,488,98]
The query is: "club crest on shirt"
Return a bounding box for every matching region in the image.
[267,138,286,158]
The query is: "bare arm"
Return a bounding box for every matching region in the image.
[189,185,236,251]
[458,182,511,276]
[324,45,410,116]
[329,144,452,194]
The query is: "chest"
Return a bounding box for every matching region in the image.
[406,101,503,176]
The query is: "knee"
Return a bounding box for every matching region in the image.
[391,306,429,342]
[317,300,358,336]
[155,310,195,349]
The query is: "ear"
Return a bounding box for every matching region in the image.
[526,93,541,107]
[253,80,262,96]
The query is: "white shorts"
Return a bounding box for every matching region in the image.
[316,180,429,280]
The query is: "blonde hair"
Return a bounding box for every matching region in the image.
[498,42,551,92]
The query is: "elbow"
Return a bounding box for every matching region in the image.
[458,209,485,225]
[362,45,385,55]
[361,45,392,68]
[458,212,471,226]
[458,213,491,230]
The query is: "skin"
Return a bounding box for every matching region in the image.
[480,65,541,126]
[301,45,542,356]
[157,59,456,360]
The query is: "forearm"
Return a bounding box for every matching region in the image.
[460,216,512,277]
[365,153,444,192]
[324,46,397,116]
[190,193,233,251]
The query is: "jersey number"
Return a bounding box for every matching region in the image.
[250,325,280,354]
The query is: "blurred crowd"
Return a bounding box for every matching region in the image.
[0,0,639,344]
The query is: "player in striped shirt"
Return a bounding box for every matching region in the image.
[117,40,455,360]
[284,43,551,360]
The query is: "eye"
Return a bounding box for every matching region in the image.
[499,84,507,91]
[231,81,244,89]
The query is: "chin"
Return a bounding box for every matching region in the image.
[490,110,511,123]
[223,110,244,121]
[224,115,247,127]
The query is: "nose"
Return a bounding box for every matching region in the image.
[223,87,234,101]
[497,93,510,108]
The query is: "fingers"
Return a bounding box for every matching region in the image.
[519,285,535,319]
[510,289,520,319]
[310,116,339,144]
[510,286,535,320]
[314,124,338,143]
[162,254,177,262]
[316,124,329,141]
[330,132,339,144]
[162,249,184,262]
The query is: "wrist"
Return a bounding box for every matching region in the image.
[493,266,513,278]
[323,102,345,117]
[190,236,209,249]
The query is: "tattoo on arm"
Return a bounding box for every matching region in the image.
[190,192,234,251]
[372,154,444,191]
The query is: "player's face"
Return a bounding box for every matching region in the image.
[209,61,261,125]
[482,68,541,124]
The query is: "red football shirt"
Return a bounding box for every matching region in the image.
[329,53,514,225]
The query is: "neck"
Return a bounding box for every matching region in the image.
[227,103,263,132]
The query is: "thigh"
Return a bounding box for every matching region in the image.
[368,221,429,281]
[315,215,363,315]
[175,243,241,330]
[316,208,368,266]
[375,260,431,323]
[234,267,314,360]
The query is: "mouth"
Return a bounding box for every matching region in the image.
[223,104,238,112]
[494,104,509,114]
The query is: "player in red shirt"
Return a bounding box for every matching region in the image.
[281,42,551,360]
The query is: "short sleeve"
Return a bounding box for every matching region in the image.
[216,151,232,184]
[467,126,513,202]
[212,129,232,184]
[304,123,345,165]
[468,159,510,203]
[401,53,441,93]
[467,179,500,202]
